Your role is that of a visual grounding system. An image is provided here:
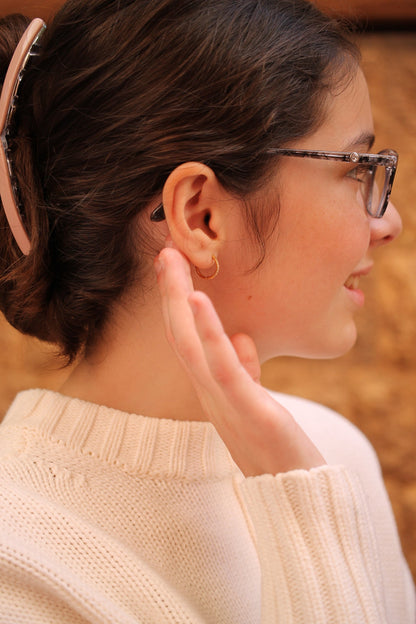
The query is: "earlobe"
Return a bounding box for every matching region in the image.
[195,255,220,280]
[161,162,225,269]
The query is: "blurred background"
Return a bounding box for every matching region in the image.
[0,0,415,583]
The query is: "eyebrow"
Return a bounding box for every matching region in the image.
[342,132,375,152]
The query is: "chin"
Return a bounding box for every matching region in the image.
[303,323,358,360]
[271,324,358,361]
[258,318,358,362]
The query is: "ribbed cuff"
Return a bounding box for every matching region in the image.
[238,465,387,623]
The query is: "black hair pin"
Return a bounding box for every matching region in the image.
[150,203,165,222]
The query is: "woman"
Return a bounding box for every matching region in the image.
[0,1,414,622]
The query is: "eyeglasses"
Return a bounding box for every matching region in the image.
[149,147,398,222]
[265,148,398,218]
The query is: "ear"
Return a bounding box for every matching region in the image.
[162,162,231,270]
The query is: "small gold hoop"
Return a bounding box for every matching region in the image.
[195,255,219,280]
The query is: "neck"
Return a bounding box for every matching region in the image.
[60,289,207,422]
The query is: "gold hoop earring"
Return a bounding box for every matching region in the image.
[195,255,219,280]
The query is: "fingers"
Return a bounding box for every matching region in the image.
[154,246,325,475]
[155,247,210,379]
[230,333,261,384]
[187,290,265,414]
[157,248,261,403]
[188,291,249,390]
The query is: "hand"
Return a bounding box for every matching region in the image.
[155,246,325,477]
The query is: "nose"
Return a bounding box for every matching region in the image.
[369,200,402,248]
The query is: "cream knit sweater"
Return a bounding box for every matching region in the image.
[0,389,414,623]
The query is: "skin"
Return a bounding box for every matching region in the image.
[61,68,401,476]
[215,67,400,361]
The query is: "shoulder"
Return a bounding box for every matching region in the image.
[267,389,381,475]
[266,390,392,549]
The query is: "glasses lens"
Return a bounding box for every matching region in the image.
[366,165,388,217]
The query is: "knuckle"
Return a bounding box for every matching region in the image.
[209,362,235,387]
[176,341,199,367]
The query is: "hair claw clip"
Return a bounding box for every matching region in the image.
[0,18,46,256]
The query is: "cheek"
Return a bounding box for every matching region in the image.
[280,189,371,279]
[253,207,370,337]
[211,190,371,359]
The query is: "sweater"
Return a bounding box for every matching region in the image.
[0,388,414,623]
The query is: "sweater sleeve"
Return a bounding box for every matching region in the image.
[237,464,389,624]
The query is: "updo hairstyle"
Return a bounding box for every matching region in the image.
[0,0,360,362]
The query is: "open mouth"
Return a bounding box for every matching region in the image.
[344,275,360,290]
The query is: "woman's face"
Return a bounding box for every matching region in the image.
[211,68,402,362]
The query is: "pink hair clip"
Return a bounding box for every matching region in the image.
[0,18,46,256]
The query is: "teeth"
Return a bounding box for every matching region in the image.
[344,275,360,290]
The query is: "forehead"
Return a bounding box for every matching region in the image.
[297,68,375,152]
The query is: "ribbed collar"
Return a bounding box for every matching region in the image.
[3,390,240,481]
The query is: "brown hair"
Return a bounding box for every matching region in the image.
[0,0,360,362]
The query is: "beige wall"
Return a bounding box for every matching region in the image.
[0,1,60,18]
[316,0,416,20]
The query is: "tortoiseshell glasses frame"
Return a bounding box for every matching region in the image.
[150,148,398,222]
[265,147,398,218]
